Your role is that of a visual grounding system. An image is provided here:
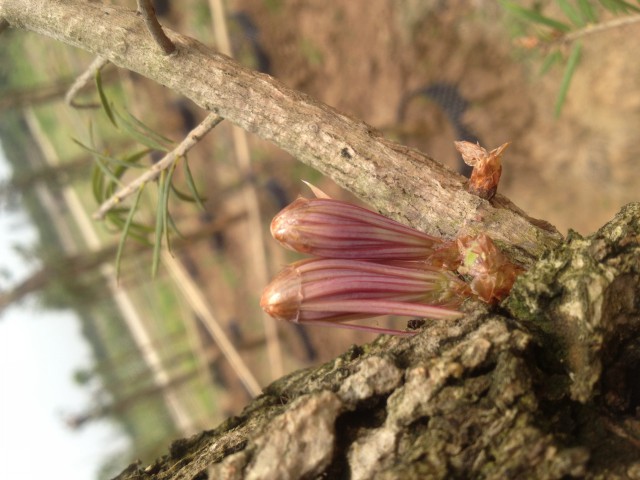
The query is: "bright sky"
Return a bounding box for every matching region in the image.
[0,143,130,479]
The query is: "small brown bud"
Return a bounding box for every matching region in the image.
[455,141,509,200]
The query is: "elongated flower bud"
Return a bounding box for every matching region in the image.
[263,186,524,336]
[260,258,467,335]
[271,197,443,260]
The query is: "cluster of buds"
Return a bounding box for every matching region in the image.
[260,184,523,335]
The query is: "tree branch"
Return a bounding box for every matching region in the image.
[0,0,562,266]
[136,0,175,55]
[563,13,640,44]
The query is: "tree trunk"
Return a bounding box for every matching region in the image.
[109,204,640,479]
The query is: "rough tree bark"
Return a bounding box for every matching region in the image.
[117,204,640,480]
[1,2,638,479]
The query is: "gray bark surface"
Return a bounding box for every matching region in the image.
[111,204,640,479]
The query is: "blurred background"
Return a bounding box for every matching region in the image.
[0,0,638,478]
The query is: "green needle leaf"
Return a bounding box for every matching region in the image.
[95,69,117,128]
[72,138,125,188]
[107,211,153,243]
[167,210,184,239]
[182,157,207,211]
[115,185,145,280]
[540,50,563,75]
[501,1,572,31]
[91,163,105,203]
[152,170,167,278]
[122,110,174,146]
[599,0,640,13]
[577,0,598,22]
[555,42,582,117]
[163,162,178,255]
[114,109,173,152]
[170,183,199,203]
[556,0,586,26]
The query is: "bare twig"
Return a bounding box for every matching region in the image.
[93,112,223,219]
[563,14,640,44]
[209,0,284,379]
[136,0,175,55]
[65,56,109,108]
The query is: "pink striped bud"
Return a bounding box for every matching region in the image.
[271,197,443,260]
[260,258,467,335]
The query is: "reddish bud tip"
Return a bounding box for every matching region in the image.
[260,264,303,322]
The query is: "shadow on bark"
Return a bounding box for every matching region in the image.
[114,203,640,479]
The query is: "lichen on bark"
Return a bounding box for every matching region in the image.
[506,202,640,405]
